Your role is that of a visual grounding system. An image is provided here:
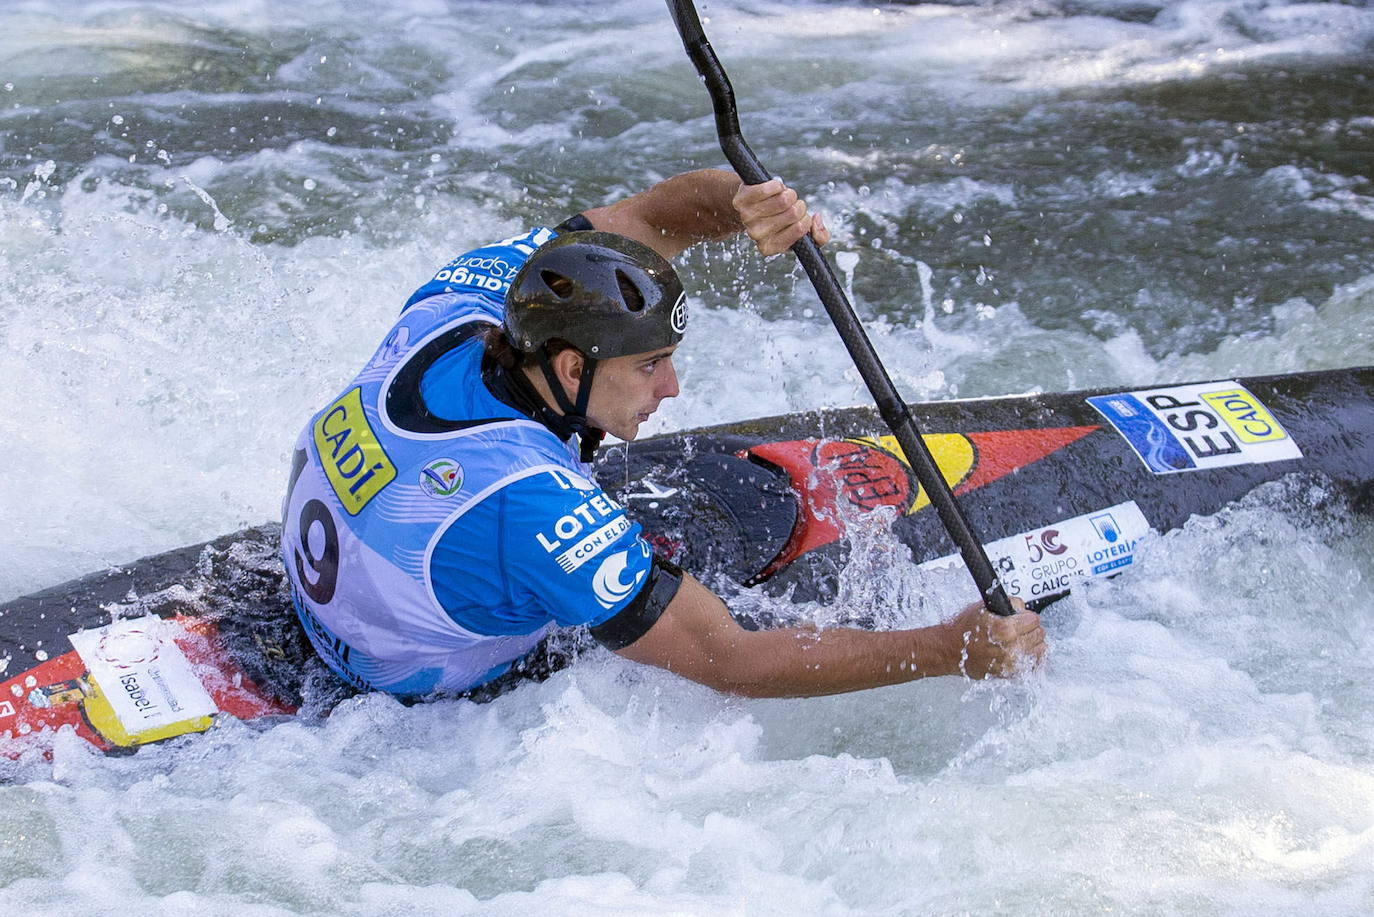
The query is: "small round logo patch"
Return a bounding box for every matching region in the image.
[592,550,647,609]
[669,292,688,334]
[95,626,162,670]
[419,458,464,499]
[377,325,411,365]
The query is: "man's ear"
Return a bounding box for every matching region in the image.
[549,348,585,401]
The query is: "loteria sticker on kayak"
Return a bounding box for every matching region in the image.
[2,367,1371,757]
[1089,381,1301,474]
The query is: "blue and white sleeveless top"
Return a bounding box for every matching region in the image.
[281,228,655,697]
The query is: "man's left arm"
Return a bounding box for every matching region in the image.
[614,573,1046,697]
[580,169,829,259]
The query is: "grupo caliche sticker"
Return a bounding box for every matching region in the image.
[920,500,1152,602]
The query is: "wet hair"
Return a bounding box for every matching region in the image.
[483,326,579,371]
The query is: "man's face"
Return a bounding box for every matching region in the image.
[583,344,681,441]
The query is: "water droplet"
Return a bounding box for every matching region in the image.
[303,178,317,190]
[111,114,124,125]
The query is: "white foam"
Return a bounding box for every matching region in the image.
[5,499,1370,912]
[2,3,1372,914]
[0,181,521,599]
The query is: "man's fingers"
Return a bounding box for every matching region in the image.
[748,211,812,256]
[744,205,808,251]
[810,212,830,246]
[991,610,1046,669]
[988,611,1037,640]
[733,180,830,256]
[749,219,811,256]
[745,198,808,238]
[732,177,782,202]
[749,188,801,222]
[1018,620,1048,668]
[732,179,792,217]
[947,599,1048,679]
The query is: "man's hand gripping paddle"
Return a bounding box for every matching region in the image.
[665,0,1016,617]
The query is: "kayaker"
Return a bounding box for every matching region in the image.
[280,169,1046,701]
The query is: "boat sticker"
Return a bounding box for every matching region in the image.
[745,425,1099,576]
[920,500,1152,601]
[1088,381,1301,475]
[69,616,217,741]
[0,700,13,719]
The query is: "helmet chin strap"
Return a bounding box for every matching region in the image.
[537,348,606,463]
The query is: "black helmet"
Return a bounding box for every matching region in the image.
[504,231,687,358]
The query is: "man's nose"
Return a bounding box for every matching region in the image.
[658,360,680,399]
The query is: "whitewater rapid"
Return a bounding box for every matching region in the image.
[2,1,1373,914]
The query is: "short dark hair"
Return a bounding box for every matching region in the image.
[483,326,580,370]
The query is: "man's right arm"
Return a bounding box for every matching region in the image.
[579,170,829,261]
[614,573,1046,698]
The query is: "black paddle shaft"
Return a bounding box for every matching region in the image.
[665,0,1015,616]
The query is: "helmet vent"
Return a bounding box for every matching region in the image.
[541,271,576,299]
[616,271,645,312]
